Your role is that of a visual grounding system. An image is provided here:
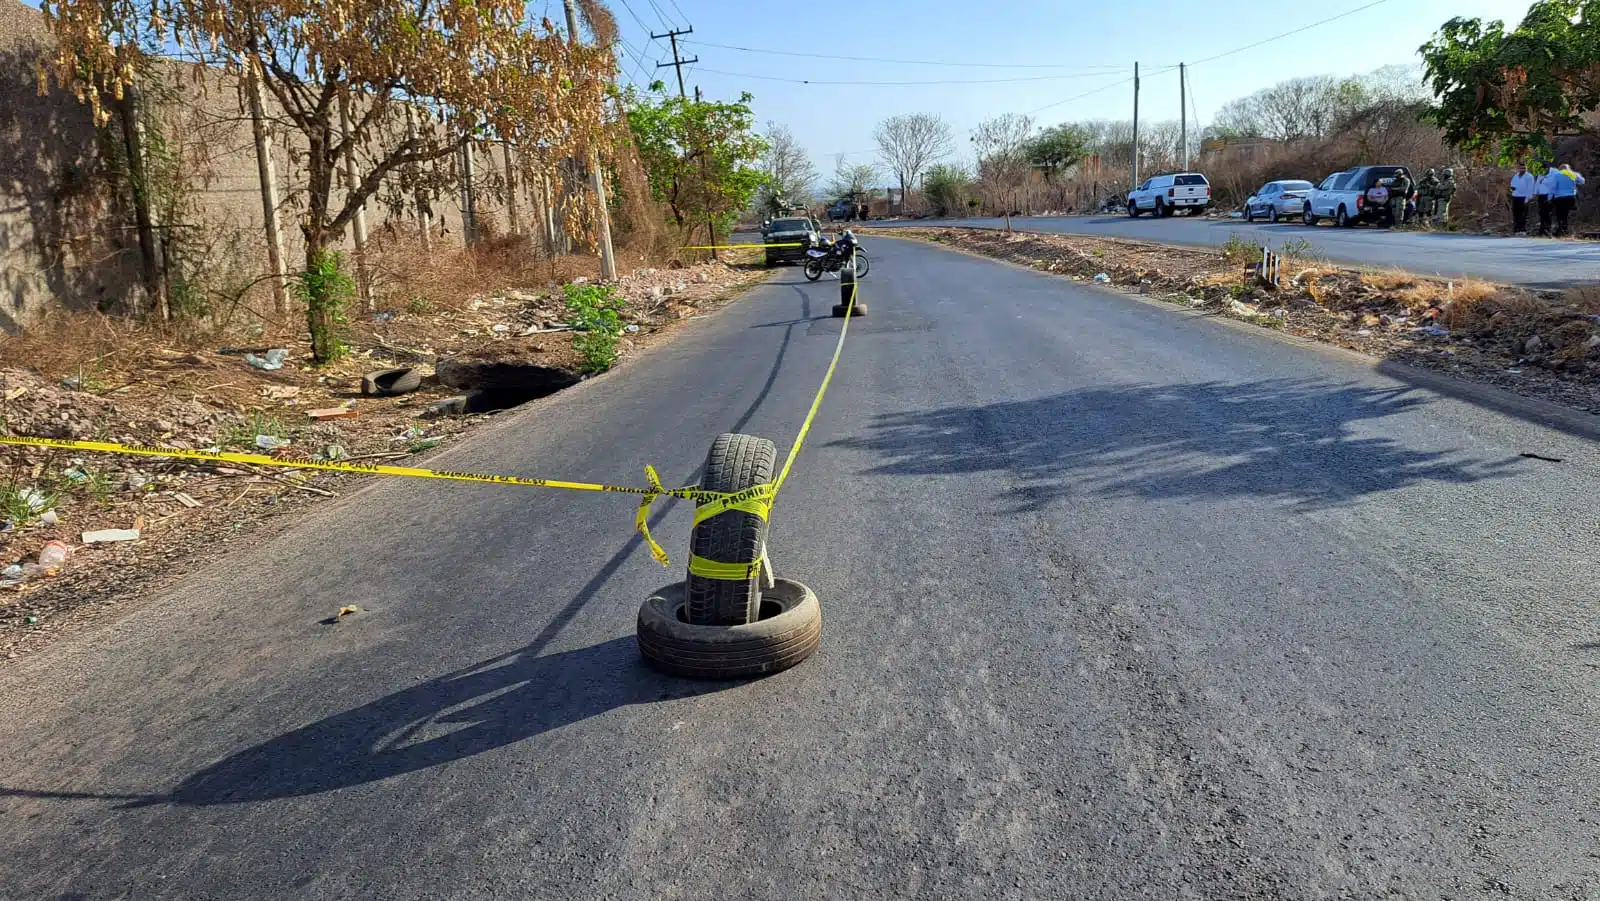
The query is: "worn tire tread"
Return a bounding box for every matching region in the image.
[686,433,775,626]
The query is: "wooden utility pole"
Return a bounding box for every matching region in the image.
[1132,61,1141,189]
[245,57,289,314]
[461,138,478,245]
[653,27,697,99]
[338,91,371,309]
[1179,62,1188,170]
[404,105,433,252]
[563,0,617,281]
[503,143,523,236]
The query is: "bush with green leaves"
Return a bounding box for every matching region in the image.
[565,283,627,374]
[297,248,355,363]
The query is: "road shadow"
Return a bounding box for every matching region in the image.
[1,633,730,807]
[831,378,1520,513]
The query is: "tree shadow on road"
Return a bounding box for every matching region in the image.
[831,379,1521,513]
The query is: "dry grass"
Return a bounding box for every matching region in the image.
[1437,288,1548,331]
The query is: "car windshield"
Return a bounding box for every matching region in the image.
[1174,174,1207,186]
[770,219,811,232]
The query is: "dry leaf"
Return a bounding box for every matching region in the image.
[336,605,359,618]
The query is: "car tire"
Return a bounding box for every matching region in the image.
[1303,205,1317,226]
[1269,206,1280,223]
[686,433,776,626]
[1245,207,1255,222]
[361,367,423,397]
[1336,207,1351,228]
[1155,199,1167,218]
[637,579,822,680]
[1127,201,1140,218]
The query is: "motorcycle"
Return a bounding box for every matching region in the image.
[803,232,870,281]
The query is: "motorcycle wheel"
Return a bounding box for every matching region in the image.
[804,258,823,281]
[845,252,870,279]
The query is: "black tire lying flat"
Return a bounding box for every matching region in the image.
[638,580,822,679]
[686,433,776,626]
[831,302,868,317]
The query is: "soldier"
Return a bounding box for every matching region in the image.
[1388,168,1413,226]
[1416,168,1440,220]
[1435,168,1457,221]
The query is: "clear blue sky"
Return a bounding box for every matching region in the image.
[603,0,1534,171]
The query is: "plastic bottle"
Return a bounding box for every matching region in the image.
[38,540,70,569]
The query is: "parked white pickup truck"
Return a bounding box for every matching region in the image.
[1300,165,1413,228]
[1127,173,1211,217]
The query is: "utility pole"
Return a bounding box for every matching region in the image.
[339,90,372,309]
[461,138,478,245]
[564,0,617,281]
[1179,62,1188,170]
[653,26,697,99]
[244,56,289,314]
[1132,61,1141,189]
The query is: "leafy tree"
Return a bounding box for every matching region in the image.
[873,113,954,211]
[1420,0,1600,162]
[626,87,769,244]
[758,122,817,215]
[1027,124,1088,183]
[922,163,972,216]
[40,0,610,361]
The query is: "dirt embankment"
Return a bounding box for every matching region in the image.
[0,260,768,662]
[871,227,1600,415]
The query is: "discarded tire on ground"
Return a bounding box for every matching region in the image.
[686,433,775,625]
[831,302,867,317]
[361,367,422,397]
[637,579,822,679]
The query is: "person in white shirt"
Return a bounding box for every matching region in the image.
[1533,168,1554,236]
[1509,161,1536,235]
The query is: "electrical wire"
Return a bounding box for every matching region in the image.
[664,0,691,27]
[643,0,679,30]
[1176,0,1391,68]
[691,67,1135,87]
[679,38,1127,71]
[614,0,658,35]
[1023,76,1137,115]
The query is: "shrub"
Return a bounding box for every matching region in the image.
[565,283,627,374]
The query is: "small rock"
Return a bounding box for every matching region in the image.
[696,272,710,283]
[1524,335,1547,354]
[153,420,175,433]
[41,510,58,526]
[125,472,151,490]
[1585,334,1600,351]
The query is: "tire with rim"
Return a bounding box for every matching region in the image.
[1336,206,1351,228]
[1155,199,1167,218]
[804,257,823,281]
[1303,204,1317,226]
[1269,206,1280,223]
[637,579,822,680]
[686,433,776,626]
[1245,206,1255,222]
[1128,200,1141,218]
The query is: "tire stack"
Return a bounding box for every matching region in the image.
[636,434,823,680]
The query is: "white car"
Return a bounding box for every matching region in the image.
[1244,180,1314,223]
[1127,173,1211,217]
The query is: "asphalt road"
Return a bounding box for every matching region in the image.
[4,237,1600,900]
[865,213,1600,288]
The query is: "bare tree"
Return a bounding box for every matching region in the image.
[971,113,1034,230]
[829,154,879,197]
[759,122,817,214]
[874,113,954,212]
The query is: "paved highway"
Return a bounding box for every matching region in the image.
[3,237,1599,899]
[865,214,1600,288]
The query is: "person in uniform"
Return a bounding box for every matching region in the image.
[1434,168,1456,221]
[1416,168,1440,220]
[1388,168,1413,226]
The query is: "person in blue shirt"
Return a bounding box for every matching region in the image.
[1546,162,1586,237]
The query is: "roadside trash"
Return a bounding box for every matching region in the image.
[1093,272,1111,282]
[41,510,58,526]
[1355,329,1372,336]
[82,529,140,543]
[255,434,288,450]
[399,426,425,441]
[62,469,86,483]
[491,324,510,334]
[337,605,359,618]
[60,375,82,390]
[1507,369,1522,374]
[372,311,395,323]
[24,616,37,625]
[2,564,23,581]
[262,385,302,400]
[0,521,11,533]
[1228,211,1245,219]
[321,444,350,461]
[38,541,71,567]
[18,488,50,513]
[173,492,202,508]
[408,438,443,453]
[1414,325,1450,338]
[624,324,641,333]
[244,349,290,371]
[308,407,359,422]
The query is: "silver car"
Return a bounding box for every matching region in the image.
[1244,180,1315,223]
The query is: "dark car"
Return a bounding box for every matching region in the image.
[764,217,819,266]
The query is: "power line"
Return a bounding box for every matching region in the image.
[680,38,1127,71]
[1024,76,1138,116]
[692,67,1135,87]
[664,0,691,27]
[642,0,679,29]
[1178,0,1391,68]
[614,0,658,35]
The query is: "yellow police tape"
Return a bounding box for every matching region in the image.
[680,242,805,251]
[0,267,862,580]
